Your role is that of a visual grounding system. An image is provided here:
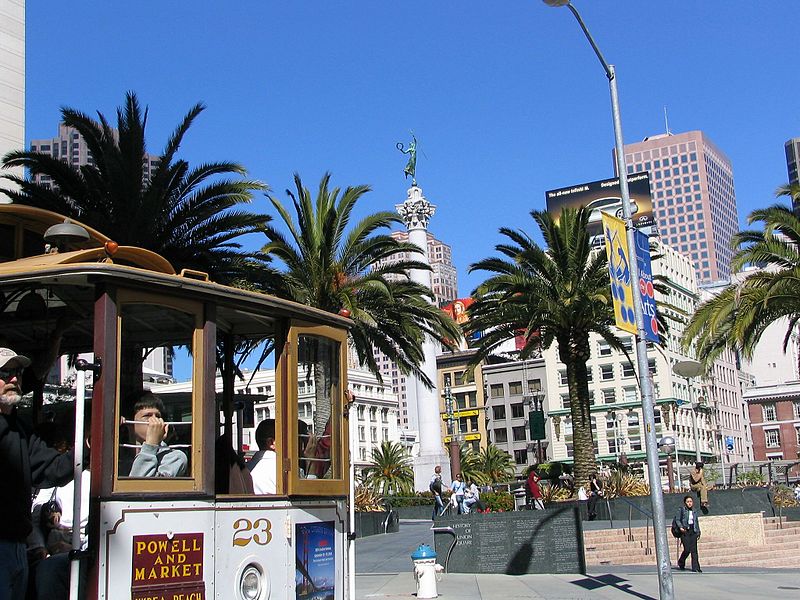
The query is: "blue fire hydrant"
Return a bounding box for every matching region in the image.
[411,544,442,598]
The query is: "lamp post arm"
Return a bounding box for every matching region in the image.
[564,3,613,80]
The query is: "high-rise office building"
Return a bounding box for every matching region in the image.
[372,230,458,430]
[31,122,166,377]
[784,138,800,213]
[30,123,160,190]
[0,0,25,196]
[785,138,800,186]
[375,231,458,307]
[621,131,738,284]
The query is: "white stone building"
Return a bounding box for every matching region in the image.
[0,0,24,196]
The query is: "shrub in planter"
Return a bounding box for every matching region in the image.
[386,493,436,507]
[736,471,766,487]
[480,491,514,512]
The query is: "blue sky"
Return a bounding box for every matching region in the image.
[25,1,800,296]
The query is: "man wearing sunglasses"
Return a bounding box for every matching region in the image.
[0,347,74,600]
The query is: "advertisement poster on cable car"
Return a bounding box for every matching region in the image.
[295,521,336,600]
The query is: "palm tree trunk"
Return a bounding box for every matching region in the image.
[561,338,595,492]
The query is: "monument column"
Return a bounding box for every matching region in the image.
[396,186,450,489]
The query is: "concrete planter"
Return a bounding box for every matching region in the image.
[581,487,778,522]
[354,510,400,538]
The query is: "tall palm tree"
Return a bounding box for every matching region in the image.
[466,207,625,488]
[478,444,515,483]
[684,197,800,366]
[1,92,271,420]
[450,444,490,485]
[361,441,414,496]
[259,172,461,388]
[1,91,269,285]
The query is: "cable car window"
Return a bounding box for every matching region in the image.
[297,334,340,480]
[117,303,196,480]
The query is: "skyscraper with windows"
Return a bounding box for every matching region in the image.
[621,131,738,284]
[785,137,800,186]
[371,230,458,430]
[784,138,800,213]
[29,123,160,190]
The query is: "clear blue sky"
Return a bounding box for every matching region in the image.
[25,1,800,296]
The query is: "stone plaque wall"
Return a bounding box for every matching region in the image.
[433,505,585,574]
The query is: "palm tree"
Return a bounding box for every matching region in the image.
[1,91,269,285]
[684,196,800,367]
[466,207,625,489]
[361,441,414,496]
[259,172,461,388]
[1,92,270,420]
[451,444,490,485]
[478,444,515,483]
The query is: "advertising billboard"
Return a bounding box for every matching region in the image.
[545,172,654,237]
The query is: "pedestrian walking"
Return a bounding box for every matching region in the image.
[451,473,466,514]
[429,465,444,519]
[674,495,702,573]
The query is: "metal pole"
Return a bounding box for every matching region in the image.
[445,380,460,479]
[609,65,674,600]
[690,404,701,462]
[666,453,674,494]
[545,4,674,594]
[347,394,356,600]
[554,3,674,595]
[69,369,86,600]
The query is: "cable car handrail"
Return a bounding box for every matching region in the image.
[120,443,192,449]
[121,420,192,426]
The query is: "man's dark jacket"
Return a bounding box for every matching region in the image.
[674,505,701,533]
[0,411,74,542]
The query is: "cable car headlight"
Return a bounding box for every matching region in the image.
[239,564,262,600]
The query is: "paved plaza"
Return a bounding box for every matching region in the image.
[356,520,800,599]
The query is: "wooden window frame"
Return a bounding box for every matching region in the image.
[112,289,206,494]
[283,321,349,496]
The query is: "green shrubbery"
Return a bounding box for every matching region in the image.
[385,490,516,512]
[479,491,515,512]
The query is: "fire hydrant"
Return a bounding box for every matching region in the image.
[411,544,443,599]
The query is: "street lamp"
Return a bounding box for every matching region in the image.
[659,436,676,493]
[443,375,461,478]
[672,359,703,462]
[543,2,675,598]
[525,384,547,463]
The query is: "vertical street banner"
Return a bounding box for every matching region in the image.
[633,229,660,343]
[601,213,637,336]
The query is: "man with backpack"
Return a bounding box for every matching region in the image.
[430,465,444,520]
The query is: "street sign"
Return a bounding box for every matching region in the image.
[529,410,546,440]
[440,409,480,420]
[443,432,481,443]
[725,436,734,452]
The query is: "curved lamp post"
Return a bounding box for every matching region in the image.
[542,2,674,598]
[673,359,703,462]
[659,436,676,493]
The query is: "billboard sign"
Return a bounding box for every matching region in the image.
[545,172,654,237]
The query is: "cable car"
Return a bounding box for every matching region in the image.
[0,205,353,600]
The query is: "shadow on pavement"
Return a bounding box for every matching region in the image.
[570,573,657,600]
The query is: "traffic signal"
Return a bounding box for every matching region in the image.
[529,410,546,440]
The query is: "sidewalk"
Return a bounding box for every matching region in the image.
[355,521,800,600]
